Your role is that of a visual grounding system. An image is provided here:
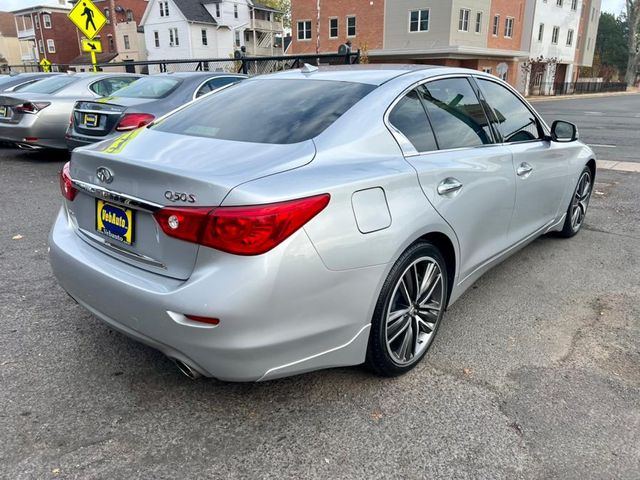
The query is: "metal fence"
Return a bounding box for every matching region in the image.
[530,81,627,96]
[0,52,360,76]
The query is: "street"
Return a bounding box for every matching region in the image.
[532,93,640,163]
[1,94,639,479]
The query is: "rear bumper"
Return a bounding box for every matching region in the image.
[0,116,67,149]
[66,131,118,151]
[49,206,383,381]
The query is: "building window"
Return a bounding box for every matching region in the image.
[159,1,169,17]
[153,30,160,47]
[571,0,578,10]
[126,9,133,22]
[297,20,311,40]
[38,39,44,53]
[201,29,208,45]
[475,12,482,33]
[108,34,114,50]
[566,29,574,46]
[34,14,40,29]
[329,18,338,38]
[499,70,508,81]
[551,26,560,44]
[347,16,356,37]
[169,27,179,46]
[458,9,470,31]
[591,7,596,21]
[215,3,220,17]
[123,34,130,49]
[538,23,544,41]
[47,39,55,53]
[104,8,110,23]
[482,67,492,74]
[234,30,240,47]
[43,14,51,29]
[492,15,499,36]
[409,9,429,32]
[504,17,514,38]
[234,4,238,18]
[556,0,563,6]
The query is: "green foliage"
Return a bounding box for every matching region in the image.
[595,12,629,76]
[257,0,291,28]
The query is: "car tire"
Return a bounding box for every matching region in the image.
[366,241,448,377]
[558,166,593,238]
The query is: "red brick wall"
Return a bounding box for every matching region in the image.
[487,0,525,50]
[34,11,81,65]
[290,0,384,54]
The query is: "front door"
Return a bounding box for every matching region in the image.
[475,78,569,243]
[387,77,516,281]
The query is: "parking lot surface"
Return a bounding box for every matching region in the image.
[1,118,639,478]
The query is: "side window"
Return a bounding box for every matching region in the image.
[476,78,542,142]
[419,78,492,149]
[388,89,438,153]
[91,77,138,96]
[195,76,243,98]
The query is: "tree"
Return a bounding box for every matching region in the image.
[595,12,628,77]
[258,0,291,28]
[624,0,640,86]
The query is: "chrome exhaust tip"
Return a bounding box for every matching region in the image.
[172,358,202,380]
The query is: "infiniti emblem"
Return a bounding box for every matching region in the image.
[96,166,114,184]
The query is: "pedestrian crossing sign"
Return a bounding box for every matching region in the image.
[82,39,103,53]
[68,0,107,40]
[39,58,51,72]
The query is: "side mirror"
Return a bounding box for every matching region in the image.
[550,120,578,142]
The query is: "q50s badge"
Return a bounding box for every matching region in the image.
[165,191,196,203]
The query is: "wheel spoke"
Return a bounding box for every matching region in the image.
[419,263,436,297]
[387,315,410,344]
[398,323,413,361]
[387,308,409,325]
[399,279,412,306]
[416,313,436,333]
[419,273,441,306]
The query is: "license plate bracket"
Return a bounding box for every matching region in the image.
[96,199,134,245]
[83,113,99,128]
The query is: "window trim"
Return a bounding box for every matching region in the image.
[504,17,514,38]
[192,76,245,101]
[153,30,160,47]
[46,38,55,53]
[383,73,550,157]
[458,8,470,32]
[34,14,40,29]
[538,23,544,42]
[329,17,338,38]
[346,15,356,37]
[566,28,574,46]
[492,15,499,36]
[475,11,483,34]
[551,25,560,44]
[408,8,430,33]
[297,19,312,41]
[201,28,208,46]
[38,39,44,53]
[42,13,51,29]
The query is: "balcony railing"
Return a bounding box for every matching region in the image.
[249,18,283,31]
[17,28,35,39]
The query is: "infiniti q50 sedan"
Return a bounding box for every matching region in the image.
[49,65,595,381]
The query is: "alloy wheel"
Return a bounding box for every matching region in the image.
[385,256,444,366]
[570,171,592,231]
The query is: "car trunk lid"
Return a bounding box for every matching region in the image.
[67,128,316,279]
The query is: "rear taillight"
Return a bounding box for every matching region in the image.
[115,113,155,131]
[15,102,50,114]
[59,161,77,201]
[153,194,330,255]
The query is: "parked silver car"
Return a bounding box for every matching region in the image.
[49,66,595,381]
[66,72,246,150]
[0,73,140,150]
[0,72,61,93]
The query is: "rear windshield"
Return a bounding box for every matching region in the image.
[153,78,376,144]
[111,77,181,99]
[17,75,77,94]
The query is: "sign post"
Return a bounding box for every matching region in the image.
[68,0,107,72]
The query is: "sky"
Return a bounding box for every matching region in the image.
[0,0,629,15]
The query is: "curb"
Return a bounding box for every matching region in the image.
[528,90,640,102]
[597,160,640,173]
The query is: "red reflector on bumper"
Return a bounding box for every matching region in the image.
[184,315,220,326]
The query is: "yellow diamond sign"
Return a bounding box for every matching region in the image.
[68,0,107,40]
[82,39,103,53]
[39,58,51,72]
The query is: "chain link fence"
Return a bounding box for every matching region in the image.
[1,52,360,76]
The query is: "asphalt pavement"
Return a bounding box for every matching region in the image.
[1,99,639,479]
[532,93,640,163]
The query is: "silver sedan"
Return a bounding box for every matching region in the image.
[49,66,595,381]
[0,73,139,150]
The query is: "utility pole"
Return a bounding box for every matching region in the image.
[315,0,320,55]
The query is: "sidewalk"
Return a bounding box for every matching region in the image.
[528,87,640,102]
[597,160,640,172]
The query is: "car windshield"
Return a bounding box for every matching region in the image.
[111,77,182,99]
[153,78,376,144]
[17,75,77,94]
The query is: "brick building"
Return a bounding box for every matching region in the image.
[290,0,530,87]
[13,3,81,67]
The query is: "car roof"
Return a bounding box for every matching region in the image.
[155,72,246,78]
[260,64,442,85]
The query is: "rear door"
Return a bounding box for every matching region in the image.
[388,76,516,281]
[475,77,569,242]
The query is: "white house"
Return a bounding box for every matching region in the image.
[140,0,284,67]
[518,0,583,93]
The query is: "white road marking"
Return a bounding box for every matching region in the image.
[583,111,604,115]
[589,144,617,148]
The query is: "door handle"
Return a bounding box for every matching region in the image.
[437,177,463,196]
[517,162,534,177]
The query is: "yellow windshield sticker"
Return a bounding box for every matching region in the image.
[103,128,143,155]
